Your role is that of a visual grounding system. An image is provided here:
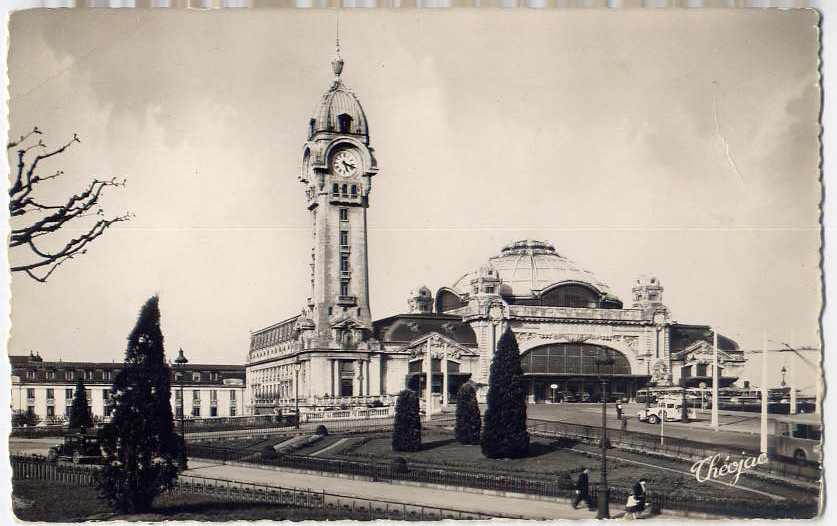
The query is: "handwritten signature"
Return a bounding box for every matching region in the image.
[690,452,768,486]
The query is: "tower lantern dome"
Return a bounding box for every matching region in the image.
[308,45,369,143]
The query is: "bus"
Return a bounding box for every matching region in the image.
[772,414,822,465]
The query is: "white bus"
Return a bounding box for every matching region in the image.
[773,414,822,465]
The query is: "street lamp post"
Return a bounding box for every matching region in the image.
[174,348,188,446]
[596,349,615,519]
[294,359,301,430]
[780,365,787,387]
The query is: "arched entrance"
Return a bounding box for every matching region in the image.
[520,342,649,402]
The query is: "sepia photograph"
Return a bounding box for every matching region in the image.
[4,7,824,521]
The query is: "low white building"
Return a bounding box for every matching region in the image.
[10,353,247,424]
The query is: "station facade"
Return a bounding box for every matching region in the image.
[244,48,745,412]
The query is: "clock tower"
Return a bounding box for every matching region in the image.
[298,43,378,348]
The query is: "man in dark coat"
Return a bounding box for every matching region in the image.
[572,468,592,510]
[627,477,647,518]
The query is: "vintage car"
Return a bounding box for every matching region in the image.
[46,432,104,464]
[637,397,697,424]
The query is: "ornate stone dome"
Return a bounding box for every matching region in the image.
[309,48,369,141]
[450,240,619,301]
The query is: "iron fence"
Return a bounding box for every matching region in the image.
[9,455,504,520]
[11,454,99,485]
[527,418,821,484]
[184,442,818,519]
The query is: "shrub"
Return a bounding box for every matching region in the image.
[12,409,41,428]
[391,456,408,474]
[455,383,481,445]
[315,425,328,436]
[392,390,421,452]
[481,328,530,459]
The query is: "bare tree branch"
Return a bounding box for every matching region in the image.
[8,128,131,283]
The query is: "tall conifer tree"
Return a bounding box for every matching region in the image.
[392,389,422,452]
[96,296,181,513]
[481,328,530,459]
[455,382,481,445]
[69,378,94,430]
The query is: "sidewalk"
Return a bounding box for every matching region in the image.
[184,459,594,520]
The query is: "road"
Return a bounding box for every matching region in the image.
[184,459,594,520]
[526,402,773,452]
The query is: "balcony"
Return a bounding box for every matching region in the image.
[336,295,357,306]
[340,270,352,279]
[329,193,362,205]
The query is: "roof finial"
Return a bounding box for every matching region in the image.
[332,15,344,79]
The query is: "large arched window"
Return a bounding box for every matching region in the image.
[436,289,466,313]
[521,343,632,376]
[541,284,600,308]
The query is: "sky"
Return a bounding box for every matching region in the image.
[5,9,822,390]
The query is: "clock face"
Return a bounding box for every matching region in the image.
[332,150,360,177]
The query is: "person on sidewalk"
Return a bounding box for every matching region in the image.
[626,477,647,519]
[616,401,624,420]
[620,416,628,432]
[572,468,593,510]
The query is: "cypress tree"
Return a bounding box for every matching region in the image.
[96,296,181,513]
[392,389,421,452]
[455,382,481,445]
[481,328,530,459]
[69,378,94,430]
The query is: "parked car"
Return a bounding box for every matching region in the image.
[554,391,574,403]
[578,392,592,403]
[47,432,104,464]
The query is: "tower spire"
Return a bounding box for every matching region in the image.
[332,16,344,79]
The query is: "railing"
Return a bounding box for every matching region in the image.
[10,455,505,520]
[11,455,98,486]
[184,443,817,519]
[527,418,822,484]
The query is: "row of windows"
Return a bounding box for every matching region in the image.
[175,405,235,418]
[24,368,230,383]
[338,208,352,300]
[174,371,223,383]
[27,387,108,401]
[174,389,236,402]
[332,183,359,197]
[251,320,298,349]
[25,369,112,381]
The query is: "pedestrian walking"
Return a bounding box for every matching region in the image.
[616,401,624,420]
[572,468,593,510]
[625,477,647,519]
[620,416,628,432]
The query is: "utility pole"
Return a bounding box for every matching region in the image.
[711,328,719,431]
[760,332,769,455]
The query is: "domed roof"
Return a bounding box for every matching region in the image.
[309,48,369,141]
[450,240,618,300]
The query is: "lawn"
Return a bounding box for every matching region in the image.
[328,430,817,504]
[329,430,587,478]
[12,480,360,522]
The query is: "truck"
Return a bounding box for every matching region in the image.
[637,397,697,424]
